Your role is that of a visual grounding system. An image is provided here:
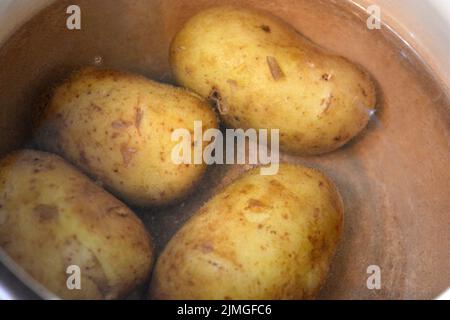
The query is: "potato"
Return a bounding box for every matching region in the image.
[149,164,343,300]
[34,68,218,206]
[0,150,153,299]
[170,6,376,155]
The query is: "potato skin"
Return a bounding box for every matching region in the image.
[170,6,376,155]
[0,150,153,299]
[34,68,218,206]
[149,164,343,300]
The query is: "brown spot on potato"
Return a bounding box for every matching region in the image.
[358,84,368,97]
[266,56,284,80]
[107,206,129,217]
[201,241,214,253]
[184,65,193,75]
[321,73,332,81]
[112,119,133,129]
[208,87,228,115]
[120,144,138,167]
[260,25,271,33]
[90,103,103,112]
[294,133,304,141]
[33,204,59,222]
[269,179,283,188]
[207,260,223,270]
[245,199,269,212]
[135,107,144,132]
[320,94,333,115]
[227,79,238,87]
[308,233,328,265]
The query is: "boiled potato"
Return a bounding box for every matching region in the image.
[0,150,153,299]
[149,164,343,300]
[170,6,376,155]
[34,68,218,206]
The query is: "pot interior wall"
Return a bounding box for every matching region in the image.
[0,0,448,299]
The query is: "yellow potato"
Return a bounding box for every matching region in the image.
[149,164,343,300]
[34,68,218,206]
[0,150,153,299]
[170,6,376,155]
